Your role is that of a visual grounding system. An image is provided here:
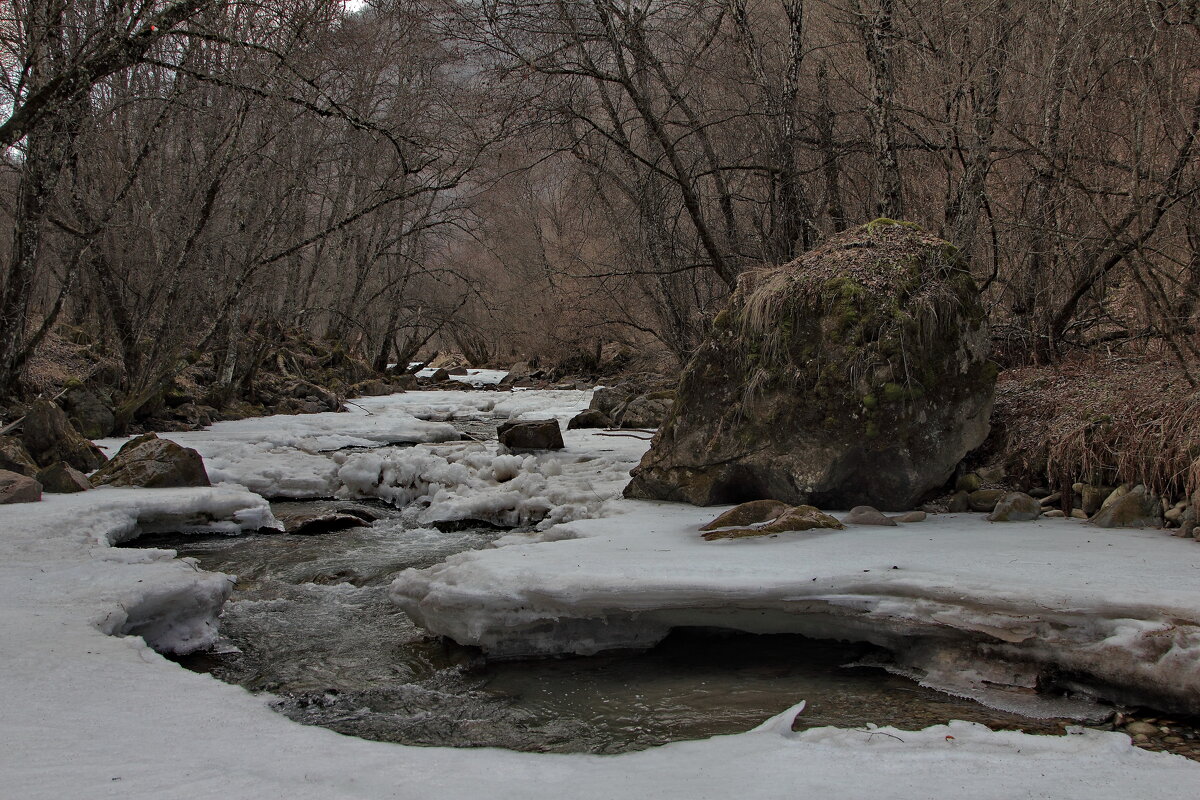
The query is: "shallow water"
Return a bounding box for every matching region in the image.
[150,505,1083,754]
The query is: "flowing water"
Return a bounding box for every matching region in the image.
[139,501,1086,754]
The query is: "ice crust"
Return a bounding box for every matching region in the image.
[392,503,1200,715]
[4,388,1200,797]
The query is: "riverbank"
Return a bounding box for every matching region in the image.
[2,389,1199,798]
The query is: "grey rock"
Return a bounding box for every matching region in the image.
[35,461,92,493]
[891,510,927,523]
[498,419,564,451]
[90,433,210,488]
[968,488,1006,512]
[589,386,633,418]
[62,388,115,439]
[615,392,674,429]
[21,399,107,472]
[948,491,971,513]
[0,435,38,477]
[1100,484,1131,511]
[0,469,41,504]
[567,409,612,430]
[844,505,897,526]
[1090,485,1163,529]
[1081,484,1115,516]
[987,492,1041,522]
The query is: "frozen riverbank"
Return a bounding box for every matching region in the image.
[3,388,1200,797]
[393,501,1200,717]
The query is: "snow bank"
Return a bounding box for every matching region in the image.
[1,486,273,654]
[393,502,1200,716]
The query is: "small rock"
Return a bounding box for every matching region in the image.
[844,505,897,526]
[987,492,1042,522]
[1125,721,1160,737]
[428,368,450,382]
[497,419,564,451]
[276,511,370,536]
[0,435,39,477]
[1165,503,1186,524]
[1043,509,1065,518]
[90,433,210,488]
[1100,484,1131,511]
[700,499,791,531]
[703,505,843,540]
[947,491,971,513]
[1090,485,1163,529]
[1071,508,1088,520]
[1081,484,1115,516]
[955,473,981,493]
[968,488,1007,512]
[0,469,41,504]
[1132,733,1150,743]
[891,510,927,523]
[35,462,92,493]
[1039,492,1061,507]
[567,409,611,430]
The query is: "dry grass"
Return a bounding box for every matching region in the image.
[734,221,973,401]
[21,329,113,396]
[992,353,1200,502]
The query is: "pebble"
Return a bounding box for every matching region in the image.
[1125,721,1160,736]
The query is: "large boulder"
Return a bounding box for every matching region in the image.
[21,399,107,472]
[0,469,41,504]
[625,220,995,510]
[90,433,210,488]
[497,419,564,451]
[61,388,115,439]
[0,435,39,477]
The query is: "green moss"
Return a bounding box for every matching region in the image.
[865,218,922,234]
[862,393,877,410]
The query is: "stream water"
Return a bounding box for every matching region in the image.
[134,498,1088,754]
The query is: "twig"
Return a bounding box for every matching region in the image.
[342,400,374,416]
[593,431,655,440]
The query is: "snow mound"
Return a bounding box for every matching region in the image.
[337,439,638,529]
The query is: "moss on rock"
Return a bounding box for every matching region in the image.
[626,221,995,510]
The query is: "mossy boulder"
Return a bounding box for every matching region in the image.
[625,221,995,510]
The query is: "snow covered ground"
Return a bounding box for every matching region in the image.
[3,388,1200,798]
